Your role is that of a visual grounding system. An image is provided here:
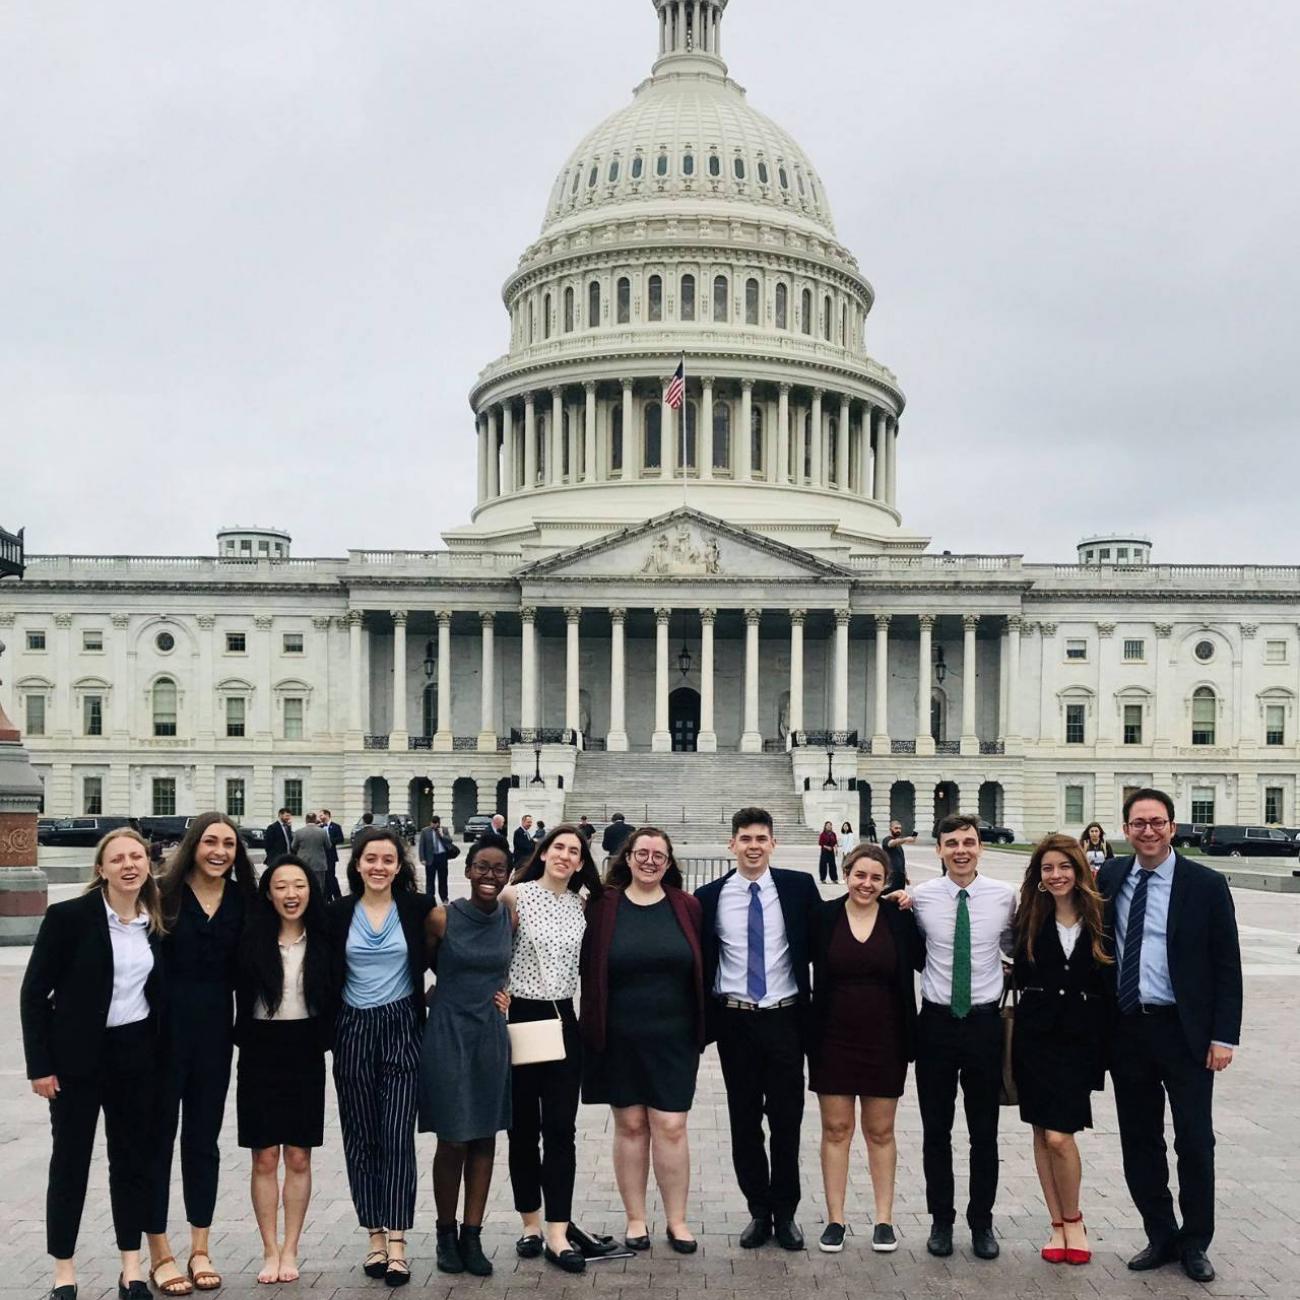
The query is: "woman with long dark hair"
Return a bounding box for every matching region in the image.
[581,827,705,1254]
[22,829,167,1300]
[1078,823,1112,873]
[500,825,603,1273]
[147,812,257,1295]
[817,821,839,884]
[1012,834,1112,1267]
[236,856,334,1284]
[328,826,432,1286]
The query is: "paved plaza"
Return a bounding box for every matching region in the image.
[2,846,1297,1300]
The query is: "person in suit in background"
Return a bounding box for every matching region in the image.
[1097,788,1243,1286]
[264,808,294,866]
[490,814,507,837]
[576,816,595,842]
[21,829,167,1300]
[512,815,536,867]
[694,807,821,1251]
[600,812,634,860]
[291,814,331,895]
[351,812,375,848]
[418,816,455,903]
[319,810,344,901]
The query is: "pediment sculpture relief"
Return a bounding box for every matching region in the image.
[639,525,723,576]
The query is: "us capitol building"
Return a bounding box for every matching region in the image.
[4,0,1298,844]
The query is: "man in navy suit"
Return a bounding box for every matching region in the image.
[1097,788,1243,1286]
[695,807,821,1251]
[263,807,293,864]
[319,808,344,900]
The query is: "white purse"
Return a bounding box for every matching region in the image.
[506,908,566,1065]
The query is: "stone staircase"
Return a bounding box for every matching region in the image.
[568,751,818,847]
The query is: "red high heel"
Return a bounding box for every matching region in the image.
[1041,1221,1066,1264]
[1062,1212,1091,1265]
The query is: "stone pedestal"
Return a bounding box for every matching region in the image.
[0,703,48,944]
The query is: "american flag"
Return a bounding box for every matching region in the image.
[665,358,685,410]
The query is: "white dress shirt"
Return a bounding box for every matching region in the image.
[104,897,153,1028]
[714,868,798,1006]
[910,873,1016,1007]
[254,931,310,1021]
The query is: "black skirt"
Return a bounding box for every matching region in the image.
[237,1018,326,1149]
[1011,1013,1099,1135]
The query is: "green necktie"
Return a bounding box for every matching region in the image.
[951,888,972,1018]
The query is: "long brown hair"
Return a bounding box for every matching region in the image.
[1014,833,1112,966]
[603,826,684,891]
[511,822,604,897]
[85,828,166,934]
[157,811,257,924]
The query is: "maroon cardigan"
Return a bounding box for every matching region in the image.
[579,885,706,1053]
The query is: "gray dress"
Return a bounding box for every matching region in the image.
[418,899,513,1140]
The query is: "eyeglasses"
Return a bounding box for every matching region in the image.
[1126,818,1170,832]
[469,861,511,877]
[631,850,669,867]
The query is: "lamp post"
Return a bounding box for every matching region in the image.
[530,740,544,786]
[823,739,837,790]
[934,643,947,685]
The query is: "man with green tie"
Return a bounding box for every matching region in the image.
[905,814,1016,1261]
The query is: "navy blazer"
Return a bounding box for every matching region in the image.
[264,820,294,864]
[1096,853,1243,1061]
[694,866,821,1043]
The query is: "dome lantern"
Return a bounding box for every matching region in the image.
[652,0,729,78]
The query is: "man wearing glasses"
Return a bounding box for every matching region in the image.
[1097,788,1243,1285]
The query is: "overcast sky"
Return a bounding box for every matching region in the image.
[3,0,1297,563]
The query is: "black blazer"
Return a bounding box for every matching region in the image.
[808,895,924,1063]
[694,866,821,1043]
[264,820,294,863]
[1096,853,1243,1061]
[20,889,166,1080]
[326,891,435,1023]
[512,826,535,866]
[323,821,343,868]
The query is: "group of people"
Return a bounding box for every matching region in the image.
[22,788,1242,1298]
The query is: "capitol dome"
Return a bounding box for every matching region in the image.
[456,0,920,562]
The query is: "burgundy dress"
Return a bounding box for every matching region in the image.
[808,910,907,1098]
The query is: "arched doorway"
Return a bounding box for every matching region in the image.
[669,687,701,752]
[857,782,874,839]
[408,777,433,828]
[979,781,1005,826]
[933,780,960,834]
[421,683,438,738]
[931,688,948,743]
[451,777,478,834]
[364,776,390,815]
[890,780,915,831]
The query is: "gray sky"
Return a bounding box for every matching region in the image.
[3,0,1297,563]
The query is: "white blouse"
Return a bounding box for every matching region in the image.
[104,898,153,1028]
[507,880,585,1000]
[254,931,310,1021]
[1056,920,1082,959]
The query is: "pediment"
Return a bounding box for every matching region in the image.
[517,509,849,581]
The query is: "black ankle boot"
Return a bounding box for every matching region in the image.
[435,1221,464,1274]
[459,1225,493,1277]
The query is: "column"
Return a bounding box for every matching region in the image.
[960,613,979,754]
[858,408,873,497]
[833,608,850,734]
[662,381,677,478]
[48,615,69,736]
[501,403,516,493]
[486,407,500,499]
[476,414,488,504]
[998,621,1010,742]
[523,393,537,487]
[888,417,899,506]
[564,607,581,737]
[700,376,714,480]
[347,610,364,736]
[916,614,935,756]
[776,383,791,485]
[698,608,717,752]
[810,389,824,486]
[788,609,805,736]
[1006,615,1022,742]
[872,613,891,749]
[583,382,597,483]
[873,408,889,500]
[549,388,564,485]
[390,610,409,745]
[520,607,538,730]
[434,609,453,751]
[740,609,762,752]
[607,609,628,751]
[738,379,753,481]
[110,613,130,740]
[652,608,671,752]
[195,615,215,744]
[837,396,851,489]
[478,612,496,750]
[622,381,637,477]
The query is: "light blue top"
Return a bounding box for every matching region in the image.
[343,902,413,1008]
[1113,850,1175,1006]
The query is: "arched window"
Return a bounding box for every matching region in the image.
[802,411,813,481]
[608,158,620,183]
[682,152,695,176]
[758,160,769,185]
[828,418,839,483]
[563,287,574,332]
[644,403,662,469]
[823,295,833,341]
[745,277,760,325]
[422,683,438,736]
[734,156,746,180]
[656,152,668,177]
[528,302,535,344]
[542,293,551,340]
[611,403,624,473]
[712,400,731,471]
[561,410,571,478]
[588,280,601,328]
[616,276,630,324]
[751,404,765,474]
[153,677,177,737]
[588,163,598,188]
[570,168,581,195]
[800,288,812,335]
[796,170,806,196]
[683,400,698,470]
[713,274,728,321]
[680,274,696,321]
[708,153,721,177]
[840,303,848,344]
[1192,687,1217,745]
[778,165,789,190]
[775,283,788,329]
[631,154,644,180]
[648,274,663,322]
[535,414,547,480]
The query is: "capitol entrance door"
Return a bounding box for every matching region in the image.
[669,687,701,752]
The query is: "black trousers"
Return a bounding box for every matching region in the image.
[818,849,839,883]
[1111,1010,1216,1252]
[715,1003,805,1220]
[507,998,582,1223]
[47,1021,156,1258]
[424,856,449,903]
[915,1003,1003,1230]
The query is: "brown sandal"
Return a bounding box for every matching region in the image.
[148,1258,193,1297]
[186,1254,221,1293]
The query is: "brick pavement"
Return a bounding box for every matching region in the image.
[1,848,1296,1300]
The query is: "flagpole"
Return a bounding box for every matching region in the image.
[680,353,688,509]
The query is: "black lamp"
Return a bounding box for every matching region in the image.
[823,739,837,790]
[530,740,544,786]
[423,639,436,679]
[934,644,947,685]
[677,640,692,677]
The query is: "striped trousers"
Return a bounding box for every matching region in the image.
[334,997,421,1231]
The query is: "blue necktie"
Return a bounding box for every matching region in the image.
[1117,868,1151,1013]
[746,882,767,1002]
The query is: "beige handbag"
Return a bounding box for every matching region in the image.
[506,915,566,1065]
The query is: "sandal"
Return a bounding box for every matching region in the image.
[385,1234,410,1289]
[363,1237,389,1280]
[186,1254,221,1292]
[148,1258,193,1297]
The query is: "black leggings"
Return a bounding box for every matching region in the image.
[818,849,839,883]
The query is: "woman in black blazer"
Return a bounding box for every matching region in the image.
[1011,834,1112,1267]
[808,844,923,1255]
[20,829,167,1300]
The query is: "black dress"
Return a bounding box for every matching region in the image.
[1011,918,1108,1134]
[582,895,699,1112]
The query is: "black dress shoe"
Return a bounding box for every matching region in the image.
[1127,1239,1180,1271]
[774,1219,804,1251]
[739,1216,772,1249]
[970,1226,999,1260]
[515,1234,543,1259]
[544,1245,587,1274]
[1182,1249,1215,1283]
[50,1288,76,1300]
[666,1229,699,1255]
[623,1233,651,1251]
[118,1282,149,1300]
[926,1223,954,1257]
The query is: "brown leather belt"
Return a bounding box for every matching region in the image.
[719,995,799,1012]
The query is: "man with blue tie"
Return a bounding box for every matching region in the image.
[1098,789,1242,1285]
[694,808,820,1251]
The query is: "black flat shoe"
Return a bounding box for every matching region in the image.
[435,1224,463,1275]
[459,1225,493,1277]
[926,1223,953,1257]
[971,1226,999,1260]
[543,1245,587,1274]
[515,1235,543,1259]
[739,1216,772,1249]
[118,1281,150,1300]
[50,1288,77,1300]
[666,1229,698,1255]
[1127,1239,1180,1271]
[623,1233,651,1251]
[1182,1249,1215,1283]
[774,1218,804,1251]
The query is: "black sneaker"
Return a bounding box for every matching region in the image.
[926,1222,954,1257]
[818,1223,846,1253]
[871,1224,898,1253]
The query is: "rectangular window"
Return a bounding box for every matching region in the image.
[1123,638,1145,662]
[26,630,46,651]
[151,777,176,817]
[283,697,304,740]
[1099,548,1111,560]
[1065,703,1086,744]
[83,776,103,815]
[282,632,304,654]
[258,540,269,554]
[1191,692,1216,745]
[225,778,246,818]
[1190,788,1215,824]
[1123,704,1143,745]
[1064,785,1085,823]
[1117,547,1129,561]
[25,695,45,735]
[83,695,103,737]
[225,696,246,738]
[82,630,104,652]
[1265,639,1287,664]
[1265,703,1285,746]
[225,632,246,654]
[1065,639,1087,661]
[1264,786,1284,824]
[283,778,304,817]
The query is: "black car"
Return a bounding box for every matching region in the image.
[349,813,418,844]
[139,815,195,846]
[977,819,1016,845]
[37,815,141,848]
[1171,822,1208,849]
[238,824,266,850]
[463,814,494,843]
[1202,825,1300,858]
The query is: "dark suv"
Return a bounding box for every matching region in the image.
[1202,825,1300,858]
[977,819,1016,845]
[37,815,142,847]
[1171,822,1208,849]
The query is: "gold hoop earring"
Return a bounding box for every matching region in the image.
[1036,881,1048,893]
